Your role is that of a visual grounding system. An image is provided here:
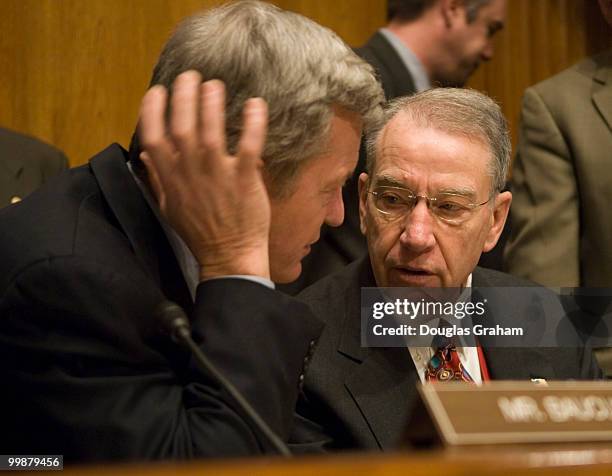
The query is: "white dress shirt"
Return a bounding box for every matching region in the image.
[408,273,483,384]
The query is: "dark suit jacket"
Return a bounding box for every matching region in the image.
[289,257,600,452]
[0,144,322,462]
[0,127,69,207]
[355,31,418,100]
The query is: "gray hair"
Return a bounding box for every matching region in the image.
[148,0,384,197]
[388,0,491,22]
[365,88,511,193]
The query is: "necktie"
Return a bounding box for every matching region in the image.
[425,343,474,382]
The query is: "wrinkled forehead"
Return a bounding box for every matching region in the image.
[372,114,494,191]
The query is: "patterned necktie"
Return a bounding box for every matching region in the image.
[425,342,474,382]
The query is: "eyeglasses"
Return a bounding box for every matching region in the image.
[368,186,492,225]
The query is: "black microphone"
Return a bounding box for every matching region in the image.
[156,301,291,457]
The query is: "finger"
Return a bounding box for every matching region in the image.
[139,85,175,177]
[200,80,227,168]
[169,70,202,162]
[140,151,166,211]
[237,98,268,173]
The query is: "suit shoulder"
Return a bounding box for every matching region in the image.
[354,40,387,80]
[0,128,68,169]
[297,259,363,323]
[528,54,604,100]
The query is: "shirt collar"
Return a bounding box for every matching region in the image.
[127,163,275,298]
[127,162,201,300]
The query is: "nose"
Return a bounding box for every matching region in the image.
[481,40,494,61]
[399,199,436,253]
[324,187,345,227]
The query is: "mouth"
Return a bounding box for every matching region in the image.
[399,265,433,274]
[389,266,437,285]
[302,242,315,258]
[305,236,320,250]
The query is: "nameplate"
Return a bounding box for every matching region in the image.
[406,381,612,446]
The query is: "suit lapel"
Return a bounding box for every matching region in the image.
[472,268,555,380]
[340,265,561,449]
[340,258,419,450]
[0,153,23,176]
[345,347,419,450]
[592,52,612,134]
[0,153,23,205]
[366,32,416,98]
[89,144,193,314]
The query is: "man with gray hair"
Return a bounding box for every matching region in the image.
[286,0,508,294]
[0,1,383,462]
[290,88,599,452]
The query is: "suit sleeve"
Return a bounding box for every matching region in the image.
[0,256,322,461]
[504,87,581,286]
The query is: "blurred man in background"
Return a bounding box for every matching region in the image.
[505,0,612,376]
[505,0,612,288]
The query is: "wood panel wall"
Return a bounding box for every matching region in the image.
[0,0,610,166]
[0,0,385,165]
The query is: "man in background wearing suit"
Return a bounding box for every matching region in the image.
[0,1,383,462]
[505,0,612,288]
[504,0,612,375]
[286,0,507,293]
[289,88,599,452]
[0,127,68,207]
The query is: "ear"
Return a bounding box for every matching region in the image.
[440,0,467,27]
[483,190,511,252]
[358,172,370,236]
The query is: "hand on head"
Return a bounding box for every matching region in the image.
[138,70,271,280]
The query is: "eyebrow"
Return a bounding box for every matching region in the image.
[372,175,408,189]
[343,169,354,185]
[323,170,353,192]
[373,175,477,199]
[489,21,504,35]
[338,170,354,188]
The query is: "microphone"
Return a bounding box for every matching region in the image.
[155,301,291,457]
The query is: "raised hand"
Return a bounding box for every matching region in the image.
[138,70,271,280]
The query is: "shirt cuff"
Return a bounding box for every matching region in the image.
[202,275,276,290]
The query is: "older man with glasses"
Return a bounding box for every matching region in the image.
[288,88,601,453]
